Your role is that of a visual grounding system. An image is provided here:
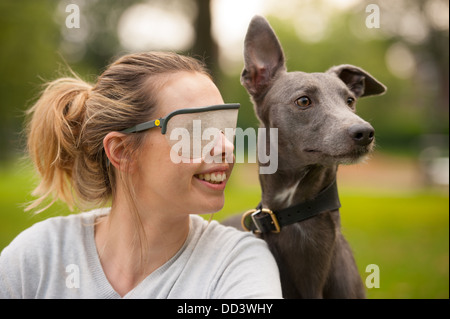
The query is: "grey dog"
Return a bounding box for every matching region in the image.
[223,16,387,298]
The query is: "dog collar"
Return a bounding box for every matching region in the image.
[241,180,341,234]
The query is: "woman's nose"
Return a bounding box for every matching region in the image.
[210,132,234,162]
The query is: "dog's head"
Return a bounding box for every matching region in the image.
[241,16,386,169]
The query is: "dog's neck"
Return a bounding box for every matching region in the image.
[259,163,338,212]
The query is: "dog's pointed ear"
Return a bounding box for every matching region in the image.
[241,15,286,100]
[327,64,387,98]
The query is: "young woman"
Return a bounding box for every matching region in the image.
[0,52,282,298]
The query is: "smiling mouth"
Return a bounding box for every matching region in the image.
[195,172,227,184]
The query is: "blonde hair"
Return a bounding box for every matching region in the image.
[25,51,210,213]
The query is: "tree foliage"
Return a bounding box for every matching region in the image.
[0,0,447,159]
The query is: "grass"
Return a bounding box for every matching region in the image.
[336,191,448,298]
[0,159,448,299]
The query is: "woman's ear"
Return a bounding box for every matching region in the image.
[103,132,134,172]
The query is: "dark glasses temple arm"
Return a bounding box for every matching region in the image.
[119,104,240,134]
[120,119,163,133]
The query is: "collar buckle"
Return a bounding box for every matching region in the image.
[242,208,281,234]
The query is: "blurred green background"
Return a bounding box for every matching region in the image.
[0,0,448,298]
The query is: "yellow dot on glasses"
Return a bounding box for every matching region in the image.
[155,119,160,126]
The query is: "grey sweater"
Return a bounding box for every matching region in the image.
[0,209,282,299]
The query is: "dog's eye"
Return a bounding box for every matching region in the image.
[295,96,312,109]
[347,97,355,107]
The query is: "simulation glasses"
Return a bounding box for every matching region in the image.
[121,103,240,161]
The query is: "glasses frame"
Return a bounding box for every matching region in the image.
[120,103,240,134]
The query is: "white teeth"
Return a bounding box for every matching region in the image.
[196,172,226,184]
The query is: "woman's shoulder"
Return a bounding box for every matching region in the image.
[189,214,269,252]
[187,215,282,298]
[0,209,109,298]
[1,208,108,259]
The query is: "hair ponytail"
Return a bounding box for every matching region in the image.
[26,77,92,212]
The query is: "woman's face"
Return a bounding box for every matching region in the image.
[134,72,235,216]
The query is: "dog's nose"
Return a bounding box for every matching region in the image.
[348,124,375,146]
